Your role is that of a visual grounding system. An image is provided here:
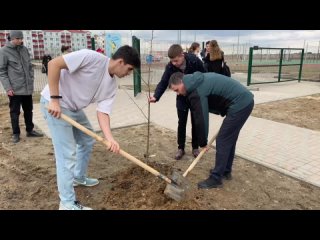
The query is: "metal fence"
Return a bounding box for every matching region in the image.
[247,47,304,86]
[0,60,48,105]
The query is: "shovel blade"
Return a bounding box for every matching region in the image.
[163,170,193,202]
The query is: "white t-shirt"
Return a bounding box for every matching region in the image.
[41,49,117,115]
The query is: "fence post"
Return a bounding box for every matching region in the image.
[247,47,254,86]
[298,49,305,82]
[278,49,284,82]
[132,36,141,96]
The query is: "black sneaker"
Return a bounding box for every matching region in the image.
[174,149,185,160]
[198,176,222,189]
[27,130,43,137]
[223,172,232,180]
[13,134,20,143]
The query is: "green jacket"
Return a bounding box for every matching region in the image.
[0,42,34,95]
[183,71,254,147]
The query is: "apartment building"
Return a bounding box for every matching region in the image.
[0,30,10,48]
[0,30,92,59]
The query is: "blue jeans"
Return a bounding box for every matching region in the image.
[40,96,96,205]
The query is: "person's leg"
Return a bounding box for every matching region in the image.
[21,95,34,133]
[199,100,254,188]
[40,97,77,206]
[177,108,188,150]
[73,110,96,182]
[190,109,200,157]
[176,108,188,159]
[9,95,21,135]
[224,142,236,176]
[223,101,254,176]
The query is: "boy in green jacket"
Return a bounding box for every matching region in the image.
[169,71,254,189]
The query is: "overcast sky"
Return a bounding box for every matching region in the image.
[91,30,320,50]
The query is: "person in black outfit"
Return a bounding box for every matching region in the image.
[203,40,224,73]
[148,44,206,160]
[42,53,52,75]
[200,41,210,61]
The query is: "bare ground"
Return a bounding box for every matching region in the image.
[1,94,320,210]
[252,93,320,131]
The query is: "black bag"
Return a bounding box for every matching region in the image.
[221,60,231,77]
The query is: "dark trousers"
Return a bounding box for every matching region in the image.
[177,108,198,150]
[210,100,254,181]
[8,95,34,135]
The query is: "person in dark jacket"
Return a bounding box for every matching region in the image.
[42,53,52,75]
[200,41,210,61]
[168,71,254,189]
[148,44,206,160]
[0,30,43,143]
[203,40,224,73]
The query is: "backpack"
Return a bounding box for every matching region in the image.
[221,60,231,77]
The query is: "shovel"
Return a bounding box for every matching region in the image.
[164,129,220,201]
[49,109,189,201]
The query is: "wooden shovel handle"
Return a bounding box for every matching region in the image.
[182,130,220,177]
[48,108,173,184]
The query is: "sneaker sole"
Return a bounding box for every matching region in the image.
[73,182,99,187]
[59,205,93,210]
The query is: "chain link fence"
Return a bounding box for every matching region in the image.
[0,60,48,105]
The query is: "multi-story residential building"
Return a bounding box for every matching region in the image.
[0,30,92,59]
[0,30,10,48]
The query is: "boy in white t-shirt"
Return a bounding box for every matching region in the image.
[40,45,140,210]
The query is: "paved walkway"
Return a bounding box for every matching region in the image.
[33,80,320,188]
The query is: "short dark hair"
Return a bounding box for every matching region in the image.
[169,72,184,88]
[112,45,140,69]
[168,44,183,59]
[206,41,210,45]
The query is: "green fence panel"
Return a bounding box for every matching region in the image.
[132,36,141,97]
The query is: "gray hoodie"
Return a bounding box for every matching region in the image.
[0,42,34,95]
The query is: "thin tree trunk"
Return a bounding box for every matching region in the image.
[145,30,154,159]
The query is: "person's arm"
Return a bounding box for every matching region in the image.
[26,48,34,81]
[151,65,172,102]
[47,56,68,118]
[187,90,209,148]
[0,52,13,95]
[97,111,120,153]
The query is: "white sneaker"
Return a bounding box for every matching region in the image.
[59,201,92,210]
[73,177,99,187]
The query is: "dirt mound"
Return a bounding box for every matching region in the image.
[102,162,201,210]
